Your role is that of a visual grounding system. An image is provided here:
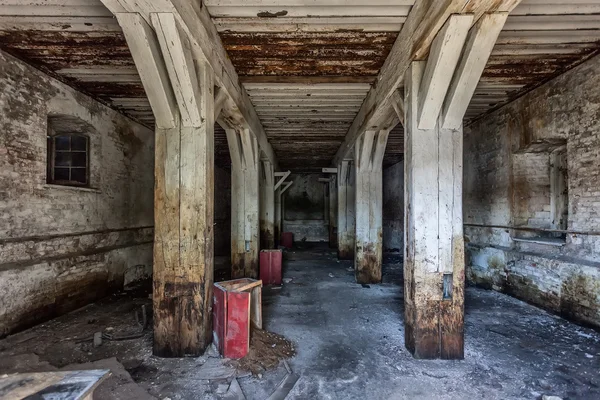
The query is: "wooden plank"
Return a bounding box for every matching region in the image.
[440,12,508,130]
[115,12,177,129]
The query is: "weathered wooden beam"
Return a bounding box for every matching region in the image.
[151,12,204,127]
[417,14,472,130]
[390,90,405,127]
[440,12,508,129]
[404,60,465,360]
[274,171,290,190]
[337,159,355,260]
[100,0,278,169]
[260,160,275,249]
[354,129,389,284]
[332,0,524,165]
[115,13,177,129]
[228,128,260,279]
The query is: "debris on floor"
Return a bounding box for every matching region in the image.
[221,378,246,400]
[228,329,295,376]
[197,358,236,381]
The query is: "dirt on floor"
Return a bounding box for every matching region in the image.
[1,245,600,399]
[228,328,296,376]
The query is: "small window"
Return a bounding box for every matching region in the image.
[47,134,89,186]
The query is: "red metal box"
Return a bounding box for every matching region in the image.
[213,278,262,359]
[260,249,283,285]
[281,232,293,249]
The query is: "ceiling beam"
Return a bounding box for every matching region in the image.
[99,0,278,169]
[332,0,523,166]
[441,12,509,129]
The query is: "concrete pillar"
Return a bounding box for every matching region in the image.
[328,175,338,248]
[354,130,389,284]
[404,61,465,359]
[226,127,260,279]
[260,160,275,249]
[337,160,355,259]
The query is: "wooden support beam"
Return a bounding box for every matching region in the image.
[228,127,260,279]
[151,12,203,126]
[260,160,276,249]
[115,13,177,129]
[280,181,293,195]
[354,130,389,284]
[115,8,215,357]
[332,0,523,165]
[322,167,338,174]
[100,0,278,169]
[337,159,355,260]
[417,14,473,130]
[441,12,509,129]
[391,90,405,127]
[404,60,464,360]
[328,174,338,249]
[274,171,290,190]
[214,87,228,121]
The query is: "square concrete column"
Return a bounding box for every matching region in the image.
[337,160,355,260]
[354,130,389,284]
[226,127,260,279]
[260,160,275,249]
[404,61,465,359]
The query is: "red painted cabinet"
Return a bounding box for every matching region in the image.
[281,232,293,249]
[260,249,283,285]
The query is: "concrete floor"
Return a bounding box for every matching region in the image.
[261,244,600,400]
[1,244,599,399]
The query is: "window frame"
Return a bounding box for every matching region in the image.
[47,133,90,187]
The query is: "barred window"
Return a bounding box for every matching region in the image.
[47,134,89,186]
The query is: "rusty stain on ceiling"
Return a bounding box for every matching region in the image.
[0,0,598,170]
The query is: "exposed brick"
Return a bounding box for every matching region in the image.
[464,53,600,328]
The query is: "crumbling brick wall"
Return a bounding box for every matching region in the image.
[464,53,600,328]
[0,50,154,336]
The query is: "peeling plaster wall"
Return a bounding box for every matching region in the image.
[464,53,600,329]
[283,174,328,242]
[0,51,154,336]
[383,161,404,253]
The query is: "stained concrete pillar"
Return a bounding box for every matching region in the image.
[337,159,355,260]
[403,61,465,359]
[354,130,389,284]
[260,160,275,249]
[226,127,260,279]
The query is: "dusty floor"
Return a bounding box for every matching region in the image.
[1,244,599,399]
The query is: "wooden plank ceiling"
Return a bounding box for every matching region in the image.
[0,0,599,170]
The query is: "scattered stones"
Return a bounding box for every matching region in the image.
[93,332,103,347]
